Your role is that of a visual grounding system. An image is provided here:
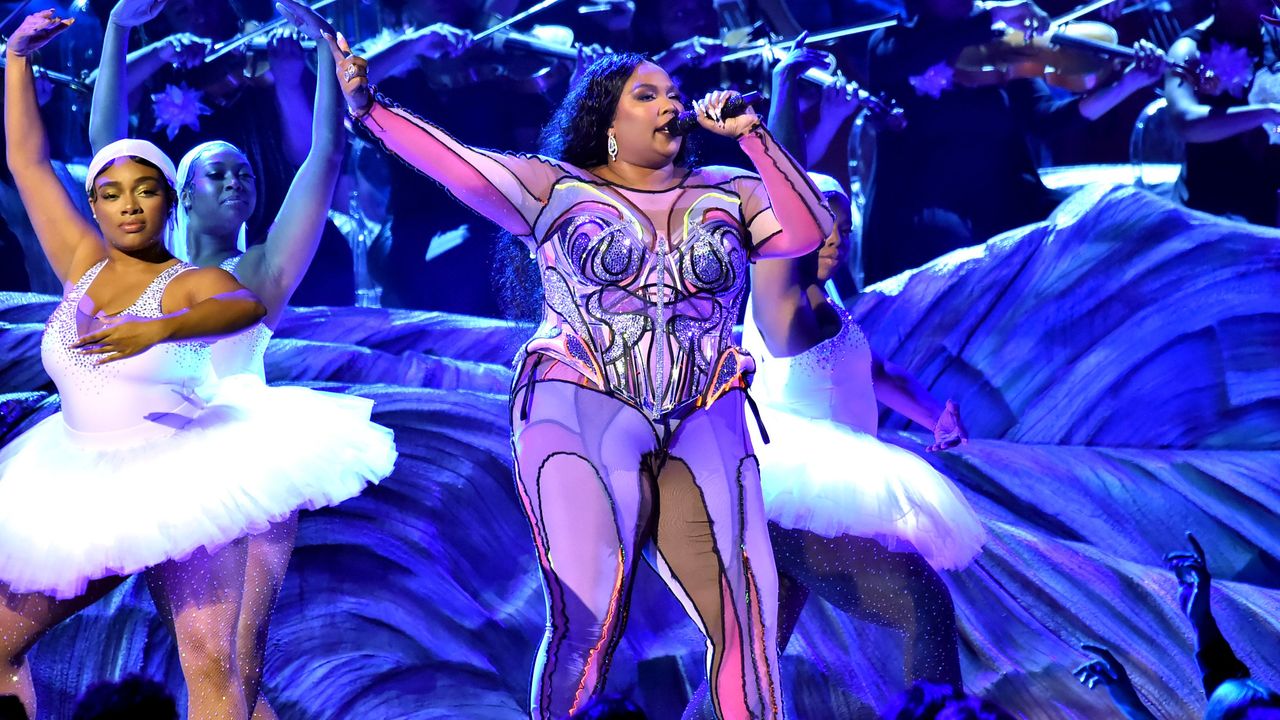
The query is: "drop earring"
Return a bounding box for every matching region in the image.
[607,133,618,162]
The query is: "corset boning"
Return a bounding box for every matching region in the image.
[526,198,752,418]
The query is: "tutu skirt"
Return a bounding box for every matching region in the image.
[751,408,985,571]
[0,374,396,599]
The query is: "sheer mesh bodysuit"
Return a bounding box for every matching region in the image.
[357,96,832,719]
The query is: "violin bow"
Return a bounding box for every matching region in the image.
[472,0,570,44]
[720,18,900,63]
[205,0,338,63]
[1050,0,1125,27]
[0,55,91,93]
[0,0,35,38]
[1044,21,1213,89]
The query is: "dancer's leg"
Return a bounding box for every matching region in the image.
[775,569,811,653]
[653,391,783,720]
[239,516,298,720]
[511,377,658,719]
[769,527,960,686]
[0,577,127,715]
[146,539,250,720]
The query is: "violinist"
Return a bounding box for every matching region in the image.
[862,0,1167,285]
[767,44,867,193]
[1165,0,1280,225]
[368,0,574,313]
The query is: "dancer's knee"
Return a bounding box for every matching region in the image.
[174,617,240,687]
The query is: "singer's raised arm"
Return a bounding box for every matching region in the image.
[354,99,563,239]
[731,123,835,259]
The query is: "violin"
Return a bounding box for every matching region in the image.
[0,55,90,94]
[745,37,907,131]
[203,0,336,63]
[180,0,335,105]
[428,25,584,95]
[719,18,901,64]
[795,63,907,131]
[705,23,906,129]
[428,0,599,96]
[954,0,1213,92]
[954,20,1212,92]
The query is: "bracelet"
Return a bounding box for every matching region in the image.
[347,82,381,123]
[348,84,389,131]
[347,103,374,123]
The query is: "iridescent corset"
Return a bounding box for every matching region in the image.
[524,180,755,419]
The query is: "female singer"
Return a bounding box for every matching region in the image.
[289,0,834,713]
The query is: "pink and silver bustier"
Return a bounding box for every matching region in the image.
[353,100,834,418]
[525,176,758,418]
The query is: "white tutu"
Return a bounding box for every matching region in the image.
[0,374,396,599]
[751,408,985,571]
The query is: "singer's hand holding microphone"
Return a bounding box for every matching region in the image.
[663,91,761,138]
[691,90,759,138]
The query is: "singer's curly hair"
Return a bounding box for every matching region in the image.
[538,52,696,168]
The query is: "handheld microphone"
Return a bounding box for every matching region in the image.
[661,91,761,137]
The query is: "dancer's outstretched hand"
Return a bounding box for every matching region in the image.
[275,0,336,42]
[1164,531,1212,627]
[927,399,968,452]
[108,0,168,29]
[7,10,75,57]
[1075,644,1157,719]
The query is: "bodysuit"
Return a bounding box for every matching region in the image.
[356,95,832,719]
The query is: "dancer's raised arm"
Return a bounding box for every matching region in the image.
[211,0,348,324]
[88,0,209,153]
[5,11,102,284]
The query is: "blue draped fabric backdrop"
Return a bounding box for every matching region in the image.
[0,186,1276,718]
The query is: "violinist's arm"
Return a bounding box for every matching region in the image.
[1165,38,1280,142]
[362,28,430,81]
[868,11,998,86]
[1076,74,1147,120]
[363,24,472,82]
[1075,39,1166,120]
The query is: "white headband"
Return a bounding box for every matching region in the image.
[807,171,850,206]
[170,140,248,262]
[85,139,177,193]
